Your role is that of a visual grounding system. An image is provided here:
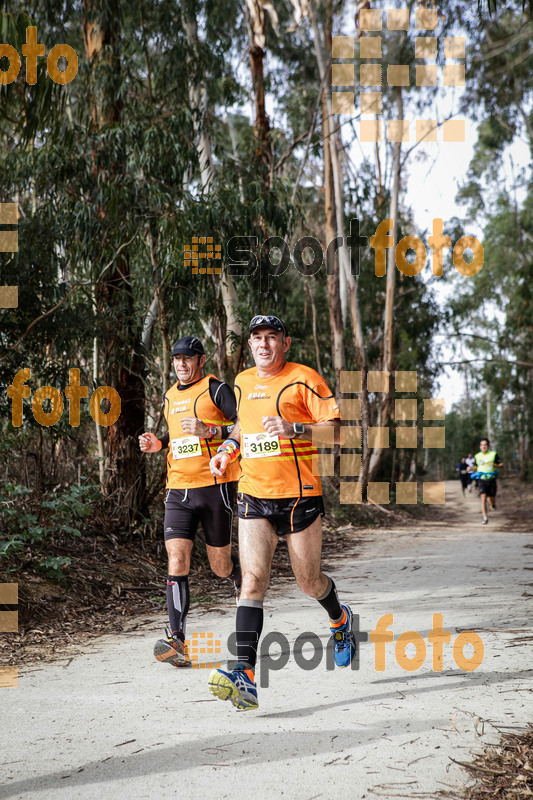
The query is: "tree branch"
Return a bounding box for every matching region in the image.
[0,282,92,361]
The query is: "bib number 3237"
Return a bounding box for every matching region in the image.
[242,432,280,458]
[171,436,202,459]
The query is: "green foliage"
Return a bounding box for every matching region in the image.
[0,482,101,581]
[2,0,529,532]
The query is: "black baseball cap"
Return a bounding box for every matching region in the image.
[171,336,205,357]
[248,315,288,336]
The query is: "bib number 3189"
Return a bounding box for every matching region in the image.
[242,433,280,458]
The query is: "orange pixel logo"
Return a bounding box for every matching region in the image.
[313,370,446,505]
[185,631,222,669]
[185,237,222,275]
[0,202,19,309]
[332,5,466,143]
[0,583,18,689]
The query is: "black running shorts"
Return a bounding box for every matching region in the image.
[478,478,497,498]
[164,483,235,547]
[236,492,325,535]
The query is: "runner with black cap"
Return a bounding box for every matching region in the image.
[139,336,241,666]
[207,315,356,710]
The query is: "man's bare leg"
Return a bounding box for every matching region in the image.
[481,493,489,522]
[286,517,346,626]
[238,517,279,601]
[285,516,327,597]
[206,543,235,578]
[233,518,278,669]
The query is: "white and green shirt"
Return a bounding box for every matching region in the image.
[474,450,501,478]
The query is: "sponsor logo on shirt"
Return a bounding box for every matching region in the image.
[246,391,271,400]
[171,398,191,414]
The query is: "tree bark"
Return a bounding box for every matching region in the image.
[83,0,146,523]
[182,7,242,382]
[367,85,403,482]
[321,3,346,398]
[310,0,370,495]
[245,0,276,183]
[322,91,345,398]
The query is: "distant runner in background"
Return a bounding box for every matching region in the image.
[139,336,241,667]
[465,453,476,492]
[455,457,470,497]
[469,438,503,525]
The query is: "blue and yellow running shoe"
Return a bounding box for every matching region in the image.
[208,664,258,710]
[330,603,357,668]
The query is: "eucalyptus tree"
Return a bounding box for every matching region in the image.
[448,0,533,476]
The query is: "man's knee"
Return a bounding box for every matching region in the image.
[210,557,232,578]
[206,546,233,578]
[242,571,268,598]
[166,543,191,575]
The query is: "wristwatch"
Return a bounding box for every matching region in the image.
[206,426,218,439]
[292,422,305,438]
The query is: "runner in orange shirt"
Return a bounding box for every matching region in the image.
[207,315,356,710]
[139,336,241,667]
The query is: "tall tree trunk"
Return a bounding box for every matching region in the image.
[92,284,105,491]
[250,42,271,179]
[311,5,348,322]
[182,6,242,382]
[322,6,345,399]
[367,86,403,481]
[245,0,276,184]
[311,0,370,495]
[83,0,146,523]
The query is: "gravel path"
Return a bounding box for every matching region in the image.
[1,481,532,800]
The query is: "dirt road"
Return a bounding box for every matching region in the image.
[1,481,532,799]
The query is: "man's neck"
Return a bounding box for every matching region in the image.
[178,373,204,390]
[256,362,286,378]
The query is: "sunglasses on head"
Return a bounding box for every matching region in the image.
[249,315,287,335]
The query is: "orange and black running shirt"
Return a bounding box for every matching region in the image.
[234,362,340,499]
[162,374,240,489]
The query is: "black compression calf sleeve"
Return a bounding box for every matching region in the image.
[236,600,264,669]
[317,576,343,623]
[166,575,190,641]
